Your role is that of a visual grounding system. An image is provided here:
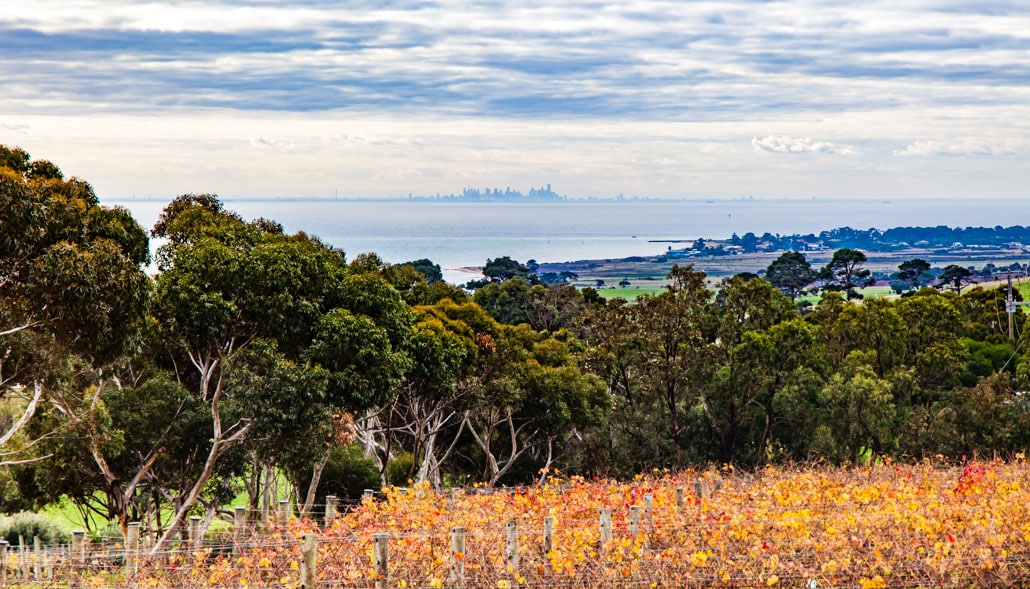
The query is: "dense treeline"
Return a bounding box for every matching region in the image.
[2,145,1030,542]
[729,224,1030,253]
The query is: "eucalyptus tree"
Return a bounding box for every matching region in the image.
[148,194,413,553]
[704,274,803,464]
[457,323,606,487]
[0,145,149,472]
[578,265,713,471]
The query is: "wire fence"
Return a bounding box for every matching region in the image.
[4,470,1030,588]
[4,519,1030,589]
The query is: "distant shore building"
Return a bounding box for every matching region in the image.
[458,184,565,202]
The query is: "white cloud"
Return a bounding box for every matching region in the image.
[751,135,859,155]
[893,139,1018,157]
[1,123,30,134]
[250,137,296,150]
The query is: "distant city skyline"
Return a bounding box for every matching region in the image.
[3,1,1030,201]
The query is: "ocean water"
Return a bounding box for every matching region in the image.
[108,198,1030,283]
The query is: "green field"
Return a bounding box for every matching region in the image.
[592,286,666,300]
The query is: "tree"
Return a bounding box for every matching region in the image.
[589,265,712,470]
[897,258,931,292]
[938,265,973,293]
[704,275,801,464]
[816,362,898,461]
[482,256,535,283]
[398,258,443,283]
[820,248,874,300]
[765,251,817,301]
[473,278,532,326]
[0,145,150,468]
[148,194,413,553]
[384,300,480,487]
[459,326,607,487]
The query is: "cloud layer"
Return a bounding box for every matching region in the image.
[2,0,1030,198]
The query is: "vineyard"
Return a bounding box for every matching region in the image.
[4,460,1030,588]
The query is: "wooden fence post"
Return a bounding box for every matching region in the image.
[189,516,202,549]
[450,526,465,588]
[0,540,8,589]
[32,536,40,580]
[70,530,85,589]
[599,509,612,551]
[325,495,338,528]
[543,516,555,555]
[693,481,704,500]
[234,506,249,548]
[374,533,389,589]
[629,505,641,536]
[17,537,25,579]
[505,519,519,573]
[125,522,140,578]
[299,534,317,589]
[676,488,685,510]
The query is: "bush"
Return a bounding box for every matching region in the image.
[0,511,71,545]
[385,452,416,486]
[306,442,381,508]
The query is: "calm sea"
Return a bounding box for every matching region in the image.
[108,198,1030,283]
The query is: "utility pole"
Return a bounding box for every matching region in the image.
[1006,274,1030,340]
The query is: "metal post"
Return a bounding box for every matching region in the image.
[189,516,202,549]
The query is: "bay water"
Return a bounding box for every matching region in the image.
[108,198,1030,283]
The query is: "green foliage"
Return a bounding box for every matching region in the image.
[938,264,974,293]
[385,453,416,486]
[310,308,409,410]
[481,256,536,283]
[307,443,381,506]
[399,258,443,283]
[897,258,932,292]
[0,145,30,173]
[766,251,817,301]
[0,512,70,545]
[820,248,874,300]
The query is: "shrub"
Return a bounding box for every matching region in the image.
[385,452,416,486]
[0,511,71,545]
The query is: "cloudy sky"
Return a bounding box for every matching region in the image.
[2,0,1030,200]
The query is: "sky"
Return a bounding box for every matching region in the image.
[2,0,1030,200]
